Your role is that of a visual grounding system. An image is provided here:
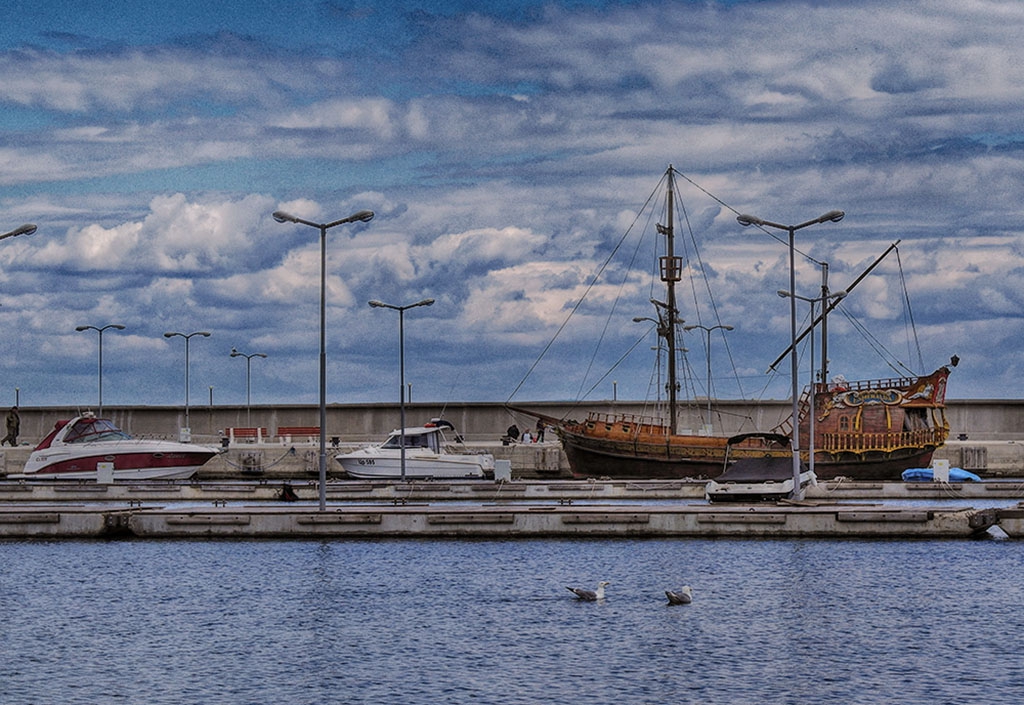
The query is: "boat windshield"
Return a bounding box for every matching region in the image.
[381,431,440,452]
[64,418,131,443]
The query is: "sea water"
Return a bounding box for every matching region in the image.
[2,537,1022,704]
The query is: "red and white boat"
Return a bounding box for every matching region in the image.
[12,413,218,481]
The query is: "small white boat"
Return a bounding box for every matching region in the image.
[335,419,494,480]
[704,432,817,502]
[11,413,219,481]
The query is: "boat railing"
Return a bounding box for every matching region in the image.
[820,427,949,453]
[584,411,668,430]
[828,375,928,393]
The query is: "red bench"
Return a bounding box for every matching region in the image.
[227,427,266,443]
[277,426,321,444]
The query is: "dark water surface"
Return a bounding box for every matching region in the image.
[2,537,1022,704]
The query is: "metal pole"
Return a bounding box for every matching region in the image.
[399,307,406,481]
[98,328,104,417]
[246,356,252,427]
[319,224,328,510]
[788,226,801,498]
[185,336,191,431]
[808,298,816,477]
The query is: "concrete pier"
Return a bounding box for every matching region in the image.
[0,501,1000,540]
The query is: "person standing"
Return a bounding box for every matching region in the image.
[2,406,20,446]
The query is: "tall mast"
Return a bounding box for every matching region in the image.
[658,166,683,432]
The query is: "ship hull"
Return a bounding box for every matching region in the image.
[536,366,953,482]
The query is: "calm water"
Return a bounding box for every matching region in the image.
[2,537,1022,704]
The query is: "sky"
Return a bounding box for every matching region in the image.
[1,0,1022,411]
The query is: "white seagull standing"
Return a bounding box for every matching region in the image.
[567,581,610,601]
[665,586,693,605]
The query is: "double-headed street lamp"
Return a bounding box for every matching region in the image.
[737,209,844,499]
[273,208,375,510]
[369,298,435,481]
[683,324,733,434]
[75,324,125,417]
[164,331,211,441]
[230,348,267,427]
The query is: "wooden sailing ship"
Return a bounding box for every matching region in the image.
[511,166,952,481]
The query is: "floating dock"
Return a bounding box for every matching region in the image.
[3,477,1024,504]
[0,498,1007,540]
[2,478,1023,539]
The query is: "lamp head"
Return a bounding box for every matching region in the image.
[272,211,297,224]
[736,214,762,227]
[414,298,435,308]
[350,210,375,223]
[368,300,386,308]
[821,210,845,223]
[75,325,90,332]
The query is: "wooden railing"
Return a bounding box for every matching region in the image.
[820,427,948,453]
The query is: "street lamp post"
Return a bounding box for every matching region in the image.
[230,349,267,427]
[164,331,211,441]
[778,289,846,477]
[683,324,733,434]
[75,324,126,417]
[273,208,375,510]
[368,298,435,481]
[3,225,36,413]
[737,209,844,498]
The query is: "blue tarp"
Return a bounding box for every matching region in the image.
[901,467,982,482]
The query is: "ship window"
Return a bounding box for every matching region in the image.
[839,416,850,432]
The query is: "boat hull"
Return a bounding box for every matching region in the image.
[336,452,491,480]
[538,366,953,482]
[14,448,216,481]
[705,470,817,503]
[559,431,940,482]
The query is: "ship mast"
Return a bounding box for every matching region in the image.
[657,166,684,433]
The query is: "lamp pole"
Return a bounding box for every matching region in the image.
[163,331,211,441]
[778,289,846,477]
[230,349,267,427]
[273,208,375,510]
[75,324,126,417]
[737,209,844,498]
[368,298,435,481]
[683,324,733,434]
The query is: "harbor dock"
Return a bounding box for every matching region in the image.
[1,476,1022,539]
[0,498,1003,539]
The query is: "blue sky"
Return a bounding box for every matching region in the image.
[1,0,1022,410]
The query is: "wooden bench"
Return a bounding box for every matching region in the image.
[277,426,321,444]
[227,427,267,444]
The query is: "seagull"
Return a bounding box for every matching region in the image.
[567,581,610,601]
[665,586,693,605]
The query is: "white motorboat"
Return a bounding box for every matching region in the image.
[704,432,817,502]
[12,413,219,481]
[335,419,494,480]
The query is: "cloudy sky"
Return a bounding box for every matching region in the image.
[1,0,1021,412]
